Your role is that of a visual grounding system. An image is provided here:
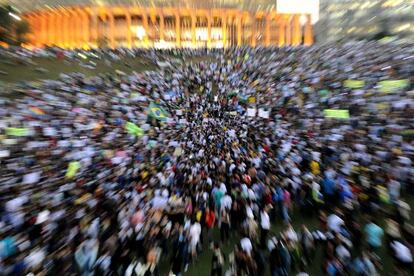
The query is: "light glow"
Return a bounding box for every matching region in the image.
[77,53,87,59]
[277,0,319,23]
[135,26,146,40]
[299,15,307,26]
[8,12,21,21]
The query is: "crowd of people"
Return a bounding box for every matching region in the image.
[1,43,414,276]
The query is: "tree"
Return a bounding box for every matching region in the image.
[0,5,13,43]
[0,4,31,46]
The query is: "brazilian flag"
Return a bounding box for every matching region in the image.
[125,122,144,137]
[148,102,169,121]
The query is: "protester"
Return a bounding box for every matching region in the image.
[0,43,414,275]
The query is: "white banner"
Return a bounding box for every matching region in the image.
[258,108,270,119]
[247,108,257,117]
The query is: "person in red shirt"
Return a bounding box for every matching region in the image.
[205,207,216,244]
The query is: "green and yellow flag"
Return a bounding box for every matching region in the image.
[148,102,169,121]
[66,161,80,179]
[125,122,144,137]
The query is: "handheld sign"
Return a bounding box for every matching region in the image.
[378,80,409,93]
[323,109,350,119]
[344,80,365,89]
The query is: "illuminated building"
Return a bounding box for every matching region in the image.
[316,0,414,42]
[1,0,315,48]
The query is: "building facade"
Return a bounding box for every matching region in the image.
[22,6,313,49]
[316,0,414,42]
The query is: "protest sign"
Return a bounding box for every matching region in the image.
[344,80,365,89]
[23,171,41,184]
[6,127,29,137]
[247,108,257,117]
[0,150,10,158]
[258,108,270,119]
[378,80,409,93]
[323,109,350,119]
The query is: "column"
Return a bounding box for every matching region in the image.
[304,14,313,45]
[175,13,181,47]
[237,14,242,47]
[150,10,156,25]
[207,14,212,48]
[228,17,232,46]
[78,11,84,48]
[36,15,43,46]
[222,15,227,48]
[142,11,149,47]
[285,16,292,45]
[126,11,132,48]
[231,16,235,46]
[53,11,61,47]
[82,11,90,48]
[70,10,77,48]
[191,14,196,46]
[40,13,47,46]
[69,10,76,48]
[251,15,256,47]
[109,11,115,48]
[160,13,165,41]
[62,12,69,48]
[292,14,301,45]
[34,15,40,46]
[90,9,98,48]
[265,15,271,47]
[72,9,81,48]
[46,12,54,46]
[278,18,285,46]
[51,11,60,45]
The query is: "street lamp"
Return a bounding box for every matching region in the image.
[8,12,21,21]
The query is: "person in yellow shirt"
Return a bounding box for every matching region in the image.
[310,160,320,176]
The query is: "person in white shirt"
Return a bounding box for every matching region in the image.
[388,178,401,203]
[189,220,201,258]
[151,190,168,210]
[240,236,252,256]
[391,240,413,273]
[221,193,232,212]
[327,211,344,233]
[260,206,271,248]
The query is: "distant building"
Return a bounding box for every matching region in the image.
[316,0,414,42]
[2,0,320,49]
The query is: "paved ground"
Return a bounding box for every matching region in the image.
[0,55,155,85]
[168,195,414,276]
